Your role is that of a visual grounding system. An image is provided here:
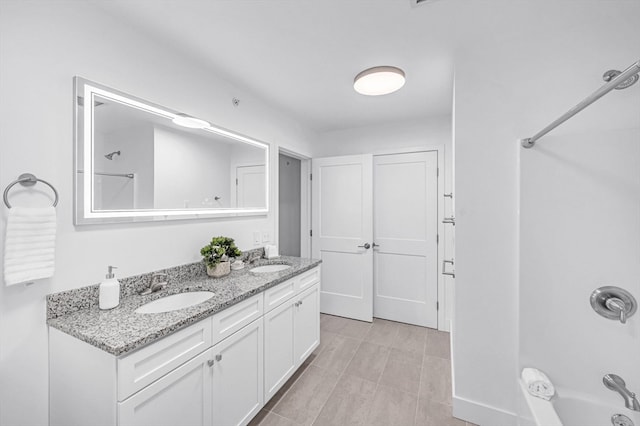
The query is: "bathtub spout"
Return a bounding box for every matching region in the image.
[603,374,640,411]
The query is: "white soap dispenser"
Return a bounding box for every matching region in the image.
[99,266,120,310]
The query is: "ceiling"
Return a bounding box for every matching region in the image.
[97,1,459,133]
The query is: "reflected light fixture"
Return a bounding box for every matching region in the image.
[172,113,211,129]
[354,66,406,96]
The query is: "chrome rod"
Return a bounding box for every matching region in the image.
[521,60,640,149]
[77,170,134,179]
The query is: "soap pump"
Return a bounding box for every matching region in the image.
[99,266,120,310]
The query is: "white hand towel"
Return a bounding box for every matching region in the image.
[4,206,56,286]
[522,367,555,400]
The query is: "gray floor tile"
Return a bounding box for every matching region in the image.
[271,365,340,425]
[311,333,360,374]
[335,316,373,340]
[365,318,400,347]
[416,398,466,426]
[313,330,339,357]
[365,384,418,426]
[379,348,423,395]
[392,322,428,357]
[312,374,377,426]
[425,328,451,359]
[344,341,390,383]
[420,356,452,405]
[249,410,299,426]
[264,361,312,411]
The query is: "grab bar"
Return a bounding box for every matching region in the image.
[442,259,455,278]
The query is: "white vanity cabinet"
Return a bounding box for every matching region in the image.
[49,265,320,426]
[118,348,214,426]
[211,317,263,426]
[264,268,320,400]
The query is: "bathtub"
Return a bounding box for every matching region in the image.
[520,380,640,426]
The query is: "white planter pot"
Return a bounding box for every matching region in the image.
[207,261,231,278]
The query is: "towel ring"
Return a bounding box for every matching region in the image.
[3,173,59,209]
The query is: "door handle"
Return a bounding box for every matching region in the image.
[442,259,455,278]
[372,243,380,248]
[215,354,222,362]
[358,243,371,249]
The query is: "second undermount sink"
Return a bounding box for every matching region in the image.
[250,264,291,273]
[135,291,215,314]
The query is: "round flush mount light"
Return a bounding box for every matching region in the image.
[172,113,211,129]
[354,66,406,96]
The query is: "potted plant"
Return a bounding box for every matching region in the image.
[200,236,242,278]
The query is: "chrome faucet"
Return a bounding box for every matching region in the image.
[247,253,262,264]
[139,273,168,295]
[604,374,640,411]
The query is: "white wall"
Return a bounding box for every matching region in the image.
[520,127,640,403]
[0,3,317,426]
[101,124,154,209]
[153,126,231,209]
[452,2,640,425]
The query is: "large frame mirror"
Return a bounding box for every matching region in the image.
[74,77,269,225]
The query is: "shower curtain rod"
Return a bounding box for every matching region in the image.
[520,59,640,149]
[77,170,134,179]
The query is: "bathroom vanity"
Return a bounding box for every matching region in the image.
[47,257,321,426]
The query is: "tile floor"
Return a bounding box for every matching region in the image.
[249,314,477,426]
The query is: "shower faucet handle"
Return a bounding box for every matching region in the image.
[606,297,627,324]
[590,286,637,325]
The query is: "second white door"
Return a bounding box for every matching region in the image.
[373,152,438,328]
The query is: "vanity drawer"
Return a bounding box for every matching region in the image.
[212,293,263,345]
[264,278,297,313]
[297,267,320,293]
[117,317,212,401]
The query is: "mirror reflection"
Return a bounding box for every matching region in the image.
[74,77,269,224]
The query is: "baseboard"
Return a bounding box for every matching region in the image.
[452,395,518,426]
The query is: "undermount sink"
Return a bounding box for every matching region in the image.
[250,264,291,273]
[135,291,215,314]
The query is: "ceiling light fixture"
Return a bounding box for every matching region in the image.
[171,113,211,129]
[353,66,406,96]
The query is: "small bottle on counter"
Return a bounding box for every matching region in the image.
[99,266,120,310]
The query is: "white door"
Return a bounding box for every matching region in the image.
[211,318,264,426]
[312,155,373,322]
[118,349,213,426]
[236,165,266,208]
[373,152,439,327]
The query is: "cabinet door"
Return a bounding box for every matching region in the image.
[212,318,264,426]
[263,298,296,401]
[118,349,213,426]
[294,283,320,365]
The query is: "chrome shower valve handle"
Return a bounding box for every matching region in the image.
[590,286,637,325]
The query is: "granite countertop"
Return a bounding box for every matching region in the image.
[47,256,321,357]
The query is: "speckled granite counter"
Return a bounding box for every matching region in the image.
[47,256,321,356]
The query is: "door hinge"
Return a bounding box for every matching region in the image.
[310,173,312,181]
[437,301,439,311]
[310,229,313,237]
[436,234,439,244]
[235,178,238,185]
[437,167,440,177]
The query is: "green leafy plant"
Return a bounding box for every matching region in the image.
[200,236,242,268]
